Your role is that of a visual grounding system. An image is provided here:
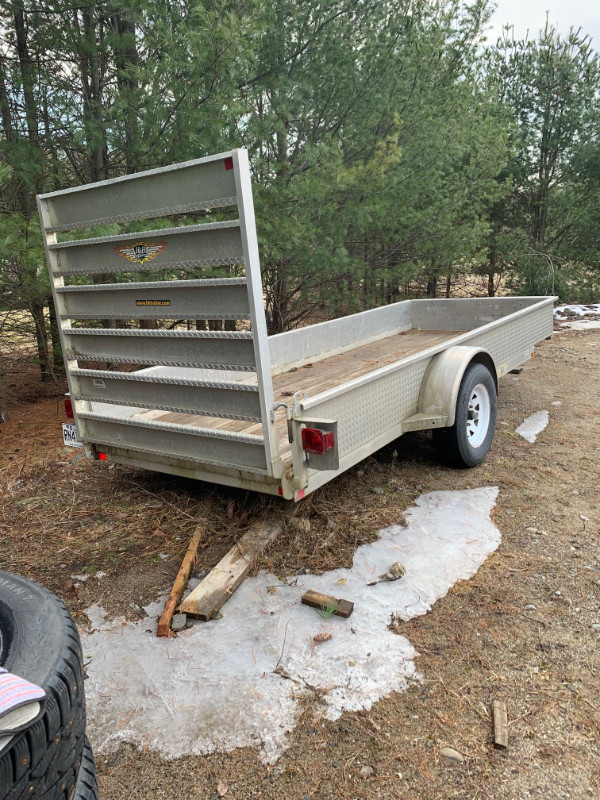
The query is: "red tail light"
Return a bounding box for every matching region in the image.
[97,452,107,461]
[224,156,233,170]
[64,395,74,419]
[301,428,335,456]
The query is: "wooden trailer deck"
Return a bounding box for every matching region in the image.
[132,328,463,458]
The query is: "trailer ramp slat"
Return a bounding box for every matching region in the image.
[71,368,261,421]
[51,222,244,277]
[63,327,257,370]
[40,152,238,231]
[58,281,251,321]
[78,411,268,472]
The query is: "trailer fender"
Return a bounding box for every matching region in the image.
[418,346,497,427]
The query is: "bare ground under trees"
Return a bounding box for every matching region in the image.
[1,326,599,800]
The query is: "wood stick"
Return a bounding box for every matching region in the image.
[179,518,282,620]
[301,589,354,618]
[157,527,204,637]
[492,699,508,748]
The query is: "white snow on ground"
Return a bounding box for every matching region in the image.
[82,487,500,763]
[516,410,549,443]
[560,321,600,330]
[554,304,600,330]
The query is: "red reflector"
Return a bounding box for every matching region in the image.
[278,487,283,496]
[64,396,74,419]
[224,156,233,170]
[301,428,335,455]
[97,452,107,461]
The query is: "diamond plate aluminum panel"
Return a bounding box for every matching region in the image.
[53,222,243,277]
[465,306,552,364]
[78,412,268,471]
[305,360,429,458]
[39,153,237,231]
[58,281,250,321]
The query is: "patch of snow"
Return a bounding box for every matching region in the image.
[554,303,600,318]
[85,604,108,630]
[561,321,600,330]
[81,488,501,763]
[554,303,600,330]
[516,411,549,443]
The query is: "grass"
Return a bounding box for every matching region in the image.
[315,599,339,620]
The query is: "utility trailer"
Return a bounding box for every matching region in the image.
[38,149,554,501]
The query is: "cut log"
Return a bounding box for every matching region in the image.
[301,589,354,618]
[179,518,282,620]
[157,527,204,637]
[492,699,508,748]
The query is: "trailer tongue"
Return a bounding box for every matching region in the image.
[38,149,554,500]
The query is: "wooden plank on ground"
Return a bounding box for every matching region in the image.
[157,526,204,637]
[179,518,282,620]
[492,699,508,748]
[301,589,354,618]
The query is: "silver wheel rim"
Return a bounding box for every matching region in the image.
[466,383,491,448]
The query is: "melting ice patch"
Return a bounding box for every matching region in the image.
[516,410,549,443]
[554,304,600,330]
[82,487,500,763]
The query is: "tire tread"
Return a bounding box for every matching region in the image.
[0,572,91,800]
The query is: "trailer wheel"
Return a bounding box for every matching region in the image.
[433,362,497,468]
[0,570,93,800]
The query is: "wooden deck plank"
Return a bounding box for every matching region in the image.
[133,329,464,456]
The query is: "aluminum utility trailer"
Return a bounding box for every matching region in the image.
[38,149,554,501]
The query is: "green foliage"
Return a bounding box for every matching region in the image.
[484,22,600,301]
[0,0,599,373]
[315,600,339,621]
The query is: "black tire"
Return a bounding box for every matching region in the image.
[0,570,95,800]
[433,362,497,468]
[73,739,98,800]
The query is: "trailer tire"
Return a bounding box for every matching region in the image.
[433,362,497,468]
[0,570,89,800]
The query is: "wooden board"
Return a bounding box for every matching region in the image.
[132,328,466,465]
[271,329,461,400]
[301,589,354,618]
[179,518,282,620]
[157,527,203,637]
[493,699,508,748]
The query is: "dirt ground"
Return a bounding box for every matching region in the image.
[1,325,599,800]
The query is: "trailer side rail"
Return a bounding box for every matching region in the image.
[292,297,554,474]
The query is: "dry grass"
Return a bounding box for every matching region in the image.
[1,329,599,800]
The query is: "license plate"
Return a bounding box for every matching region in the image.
[62,423,83,448]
